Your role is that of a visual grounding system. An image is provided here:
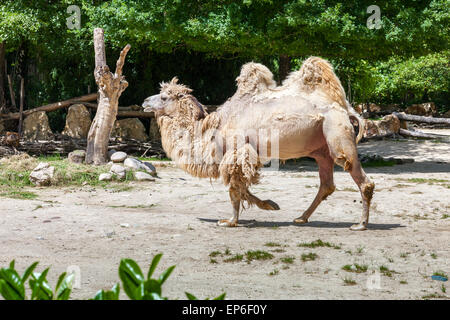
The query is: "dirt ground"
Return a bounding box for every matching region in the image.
[1,133,449,300]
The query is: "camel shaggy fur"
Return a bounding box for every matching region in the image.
[143,57,374,231]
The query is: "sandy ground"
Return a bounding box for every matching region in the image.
[0,134,449,300]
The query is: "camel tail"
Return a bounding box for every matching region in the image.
[348,102,365,144]
[296,56,348,109]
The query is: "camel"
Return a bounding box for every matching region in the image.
[143,57,374,231]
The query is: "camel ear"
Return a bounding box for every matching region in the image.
[170,77,179,85]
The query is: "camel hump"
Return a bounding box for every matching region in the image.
[286,56,348,109]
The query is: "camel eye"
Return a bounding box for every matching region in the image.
[161,94,169,101]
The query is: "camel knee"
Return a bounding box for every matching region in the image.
[361,181,375,202]
[321,184,336,200]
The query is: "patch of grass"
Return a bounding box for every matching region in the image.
[264,242,282,247]
[422,293,448,300]
[209,258,218,264]
[400,252,409,258]
[433,271,448,279]
[442,214,450,219]
[379,265,398,277]
[441,285,446,294]
[209,251,222,258]
[430,253,438,259]
[343,277,357,286]
[32,204,43,211]
[271,248,285,253]
[245,250,274,262]
[301,253,318,262]
[342,264,368,273]
[224,248,231,255]
[407,178,448,184]
[108,185,134,193]
[339,187,359,192]
[137,157,171,162]
[0,189,38,200]
[297,239,341,249]
[223,254,243,263]
[356,246,364,254]
[399,280,408,284]
[280,256,295,264]
[269,269,279,276]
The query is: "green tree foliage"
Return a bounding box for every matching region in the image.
[0,0,448,124]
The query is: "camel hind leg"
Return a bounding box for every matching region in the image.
[322,110,375,231]
[246,190,280,210]
[294,146,335,224]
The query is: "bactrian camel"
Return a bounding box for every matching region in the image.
[143,57,375,231]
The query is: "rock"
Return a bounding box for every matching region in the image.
[22,111,54,141]
[111,118,148,142]
[134,171,155,181]
[142,162,157,176]
[405,102,436,116]
[68,150,86,164]
[368,103,381,113]
[124,157,142,170]
[363,114,401,138]
[99,173,113,181]
[61,104,92,139]
[442,110,450,118]
[120,223,130,228]
[110,164,126,180]
[108,149,117,159]
[29,162,55,186]
[149,118,161,140]
[110,151,127,163]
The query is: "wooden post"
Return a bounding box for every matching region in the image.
[18,77,24,136]
[7,74,15,109]
[278,55,291,85]
[85,28,130,165]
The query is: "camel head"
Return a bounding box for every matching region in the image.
[143,77,206,120]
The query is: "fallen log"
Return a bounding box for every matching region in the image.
[79,102,155,118]
[0,93,98,120]
[399,128,448,139]
[393,112,450,125]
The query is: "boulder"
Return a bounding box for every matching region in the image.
[29,162,55,186]
[142,162,157,176]
[110,151,127,163]
[61,104,92,139]
[99,172,113,181]
[110,164,126,180]
[363,114,401,138]
[124,157,142,170]
[68,150,86,164]
[111,118,148,142]
[134,171,155,181]
[405,102,436,116]
[22,111,54,141]
[149,118,161,140]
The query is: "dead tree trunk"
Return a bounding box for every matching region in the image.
[85,28,130,165]
[392,112,450,125]
[18,77,24,135]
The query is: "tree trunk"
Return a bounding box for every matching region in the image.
[85,28,130,165]
[18,77,24,135]
[278,55,291,85]
[399,128,447,139]
[0,42,5,111]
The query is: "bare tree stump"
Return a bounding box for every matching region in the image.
[85,28,131,165]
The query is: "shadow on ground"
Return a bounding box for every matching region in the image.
[198,218,404,231]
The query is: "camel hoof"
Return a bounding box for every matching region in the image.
[217,219,238,227]
[293,217,308,224]
[350,223,367,231]
[263,200,280,210]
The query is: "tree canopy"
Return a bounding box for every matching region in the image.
[0,0,448,125]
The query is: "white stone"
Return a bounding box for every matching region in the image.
[110,164,126,179]
[99,173,113,181]
[29,162,55,186]
[110,151,127,163]
[124,157,142,170]
[142,161,157,176]
[134,171,155,181]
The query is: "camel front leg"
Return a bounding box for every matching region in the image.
[217,186,241,227]
[348,161,375,231]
